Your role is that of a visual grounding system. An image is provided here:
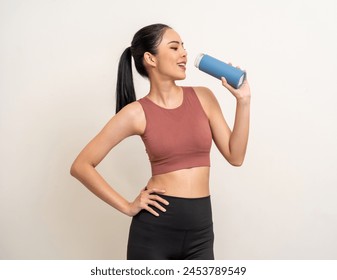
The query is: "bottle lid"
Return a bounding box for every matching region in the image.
[194,53,204,68]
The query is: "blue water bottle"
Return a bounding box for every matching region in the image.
[194,53,246,89]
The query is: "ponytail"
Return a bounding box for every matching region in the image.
[115,47,136,113]
[115,24,171,113]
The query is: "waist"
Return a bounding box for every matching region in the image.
[133,194,213,230]
[146,166,210,198]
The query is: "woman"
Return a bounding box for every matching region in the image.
[70,23,250,260]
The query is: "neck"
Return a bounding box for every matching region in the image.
[148,80,182,108]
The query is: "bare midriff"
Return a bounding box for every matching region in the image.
[146,166,210,198]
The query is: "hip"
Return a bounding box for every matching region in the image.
[132,194,213,230]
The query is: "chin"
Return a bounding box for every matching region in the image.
[175,73,186,80]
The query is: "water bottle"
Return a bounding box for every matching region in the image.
[195,53,246,89]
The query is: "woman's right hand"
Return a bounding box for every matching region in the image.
[127,187,169,217]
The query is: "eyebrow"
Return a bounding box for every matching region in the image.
[168,40,184,46]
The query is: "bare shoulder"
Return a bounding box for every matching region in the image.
[109,101,145,136]
[192,86,218,103]
[117,100,144,119]
[192,86,220,115]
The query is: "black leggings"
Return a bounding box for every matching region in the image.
[127,194,214,260]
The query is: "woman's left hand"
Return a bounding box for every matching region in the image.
[221,71,251,102]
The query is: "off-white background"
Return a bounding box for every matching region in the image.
[1,0,336,259]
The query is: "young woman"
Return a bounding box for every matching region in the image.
[70,23,251,260]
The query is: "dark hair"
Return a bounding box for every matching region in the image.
[115,23,171,113]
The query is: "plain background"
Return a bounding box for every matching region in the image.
[1,0,336,259]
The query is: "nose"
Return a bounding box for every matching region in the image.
[181,47,187,57]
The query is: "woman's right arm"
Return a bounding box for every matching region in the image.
[70,101,168,217]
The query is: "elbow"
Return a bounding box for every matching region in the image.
[230,161,243,167]
[70,159,84,178]
[226,151,247,167]
[70,162,79,178]
[70,158,95,178]
[228,157,245,167]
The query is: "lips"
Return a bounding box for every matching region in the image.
[177,61,187,69]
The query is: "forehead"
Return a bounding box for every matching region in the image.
[160,28,183,44]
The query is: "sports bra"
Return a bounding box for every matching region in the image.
[138,87,212,176]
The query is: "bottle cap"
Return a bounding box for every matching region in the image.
[238,75,245,87]
[194,53,204,68]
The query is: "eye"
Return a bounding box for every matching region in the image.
[170,47,178,51]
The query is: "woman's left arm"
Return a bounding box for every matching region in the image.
[222,77,251,166]
[195,77,251,166]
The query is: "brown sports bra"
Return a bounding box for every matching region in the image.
[138,87,212,176]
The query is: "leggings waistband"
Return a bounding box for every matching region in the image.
[133,194,213,230]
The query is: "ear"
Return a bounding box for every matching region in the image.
[143,52,156,67]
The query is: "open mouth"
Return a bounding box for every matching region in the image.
[177,62,186,69]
